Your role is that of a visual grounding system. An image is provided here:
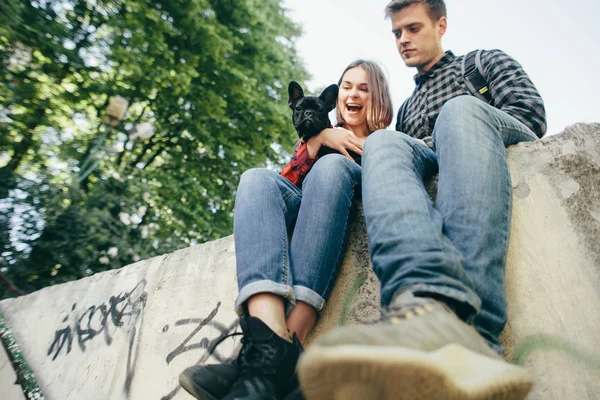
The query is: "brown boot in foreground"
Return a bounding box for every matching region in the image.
[298,292,532,400]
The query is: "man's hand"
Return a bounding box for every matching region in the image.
[307,127,363,160]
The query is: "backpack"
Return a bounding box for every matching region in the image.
[395,49,490,132]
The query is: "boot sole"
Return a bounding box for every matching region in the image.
[179,371,219,400]
[298,343,532,400]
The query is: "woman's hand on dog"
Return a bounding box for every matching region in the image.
[306,128,363,160]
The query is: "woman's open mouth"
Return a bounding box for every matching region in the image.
[346,103,363,114]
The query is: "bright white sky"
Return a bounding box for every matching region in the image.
[283,0,600,135]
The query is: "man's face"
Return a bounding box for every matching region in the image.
[391,3,446,73]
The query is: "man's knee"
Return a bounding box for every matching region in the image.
[434,96,491,145]
[440,95,485,117]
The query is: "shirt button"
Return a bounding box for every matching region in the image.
[421,88,427,93]
[421,110,426,115]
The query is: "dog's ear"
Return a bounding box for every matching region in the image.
[288,81,304,109]
[319,84,339,112]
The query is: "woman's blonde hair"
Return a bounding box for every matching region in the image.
[335,60,393,133]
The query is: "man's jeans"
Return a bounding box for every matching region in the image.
[362,96,538,353]
[234,154,361,315]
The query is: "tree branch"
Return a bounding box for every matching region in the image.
[4,107,46,173]
[129,136,158,170]
[140,145,165,170]
[0,272,25,296]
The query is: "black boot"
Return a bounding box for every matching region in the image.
[224,314,302,400]
[180,361,239,400]
[179,314,303,400]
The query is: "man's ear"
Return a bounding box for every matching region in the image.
[438,16,447,38]
[288,81,304,108]
[319,84,339,112]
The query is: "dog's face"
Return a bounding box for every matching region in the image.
[288,81,339,141]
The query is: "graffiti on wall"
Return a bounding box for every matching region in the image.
[47,279,148,360]
[160,301,240,400]
[45,280,148,398]
[43,281,241,399]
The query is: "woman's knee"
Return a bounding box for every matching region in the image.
[304,154,359,188]
[364,129,392,149]
[239,168,276,187]
[237,168,280,197]
[364,129,413,157]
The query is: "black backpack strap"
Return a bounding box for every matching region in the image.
[395,98,409,132]
[461,49,492,103]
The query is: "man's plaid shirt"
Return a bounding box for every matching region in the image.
[397,50,547,144]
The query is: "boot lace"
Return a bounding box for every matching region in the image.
[208,329,280,375]
[350,297,441,325]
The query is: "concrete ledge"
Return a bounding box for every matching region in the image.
[1,123,599,399]
[0,343,26,400]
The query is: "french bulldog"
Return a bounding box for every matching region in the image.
[288,81,338,141]
[288,81,361,163]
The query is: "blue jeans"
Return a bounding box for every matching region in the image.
[362,96,538,353]
[234,154,361,315]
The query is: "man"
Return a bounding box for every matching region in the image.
[297,1,546,399]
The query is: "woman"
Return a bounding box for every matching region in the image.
[180,60,393,400]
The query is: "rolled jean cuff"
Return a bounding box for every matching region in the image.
[293,285,326,312]
[397,283,482,322]
[234,280,295,315]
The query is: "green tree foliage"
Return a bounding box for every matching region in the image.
[0,0,308,297]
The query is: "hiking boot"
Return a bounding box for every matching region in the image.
[179,361,238,400]
[298,291,532,400]
[179,361,305,400]
[223,314,303,400]
[180,314,303,400]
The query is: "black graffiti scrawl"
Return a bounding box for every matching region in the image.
[47,279,148,360]
[160,302,241,400]
[45,282,241,400]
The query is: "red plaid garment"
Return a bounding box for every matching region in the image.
[280,140,318,187]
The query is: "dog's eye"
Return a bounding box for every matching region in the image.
[318,107,324,112]
[295,106,302,111]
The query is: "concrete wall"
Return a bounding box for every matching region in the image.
[1,123,599,400]
[502,123,600,399]
[1,343,26,400]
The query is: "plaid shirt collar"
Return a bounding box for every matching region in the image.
[413,50,456,85]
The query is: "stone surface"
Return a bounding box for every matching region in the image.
[0,123,599,399]
[1,343,26,400]
[502,123,600,399]
[0,239,242,400]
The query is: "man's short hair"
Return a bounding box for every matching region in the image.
[384,0,447,21]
